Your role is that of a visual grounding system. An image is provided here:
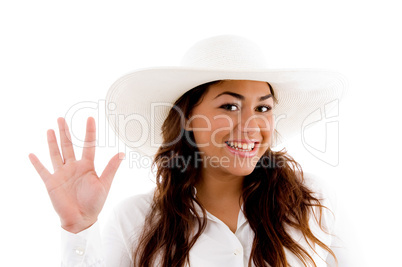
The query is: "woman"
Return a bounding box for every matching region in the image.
[28,35,346,266]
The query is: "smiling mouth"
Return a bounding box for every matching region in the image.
[225,141,256,152]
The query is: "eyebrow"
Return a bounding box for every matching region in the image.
[214,91,272,101]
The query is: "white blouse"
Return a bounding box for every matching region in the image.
[60,173,346,267]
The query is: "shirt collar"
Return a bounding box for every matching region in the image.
[191,186,248,230]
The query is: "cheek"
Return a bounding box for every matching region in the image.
[189,115,214,146]
[191,116,232,149]
[264,116,274,132]
[240,112,273,132]
[208,116,237,146]
[258,115,274,139]
[211,117,233,133]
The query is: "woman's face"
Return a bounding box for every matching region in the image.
[186,80,274,177]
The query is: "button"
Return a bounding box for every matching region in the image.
[75,247,85,256]
[233,248,242,255]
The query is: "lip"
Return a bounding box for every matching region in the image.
[224,140,259,158]
[225,139,260,144]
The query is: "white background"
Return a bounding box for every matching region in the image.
[1,0,401,266]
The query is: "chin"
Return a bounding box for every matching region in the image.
[231,168,255,177]
[223,161,259,177]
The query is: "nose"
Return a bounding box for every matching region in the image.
[235,108,270,137]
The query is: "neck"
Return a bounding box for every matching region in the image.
[195,167,244,205]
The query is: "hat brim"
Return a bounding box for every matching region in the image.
[105,67,348,157]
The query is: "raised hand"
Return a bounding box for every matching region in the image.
[28,117,124,233]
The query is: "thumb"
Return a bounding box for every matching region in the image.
[100,152,125,187]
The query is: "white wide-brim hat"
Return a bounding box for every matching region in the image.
[105,35,347,157]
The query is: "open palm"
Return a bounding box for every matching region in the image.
[29,117,124,233]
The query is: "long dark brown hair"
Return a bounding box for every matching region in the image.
[132,80,337,267]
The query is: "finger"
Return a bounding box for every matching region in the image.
[28,153,52,183]
[57,117,76,163]
[81,117,96,162]
[47,129,64,171]
[99,152,125,188]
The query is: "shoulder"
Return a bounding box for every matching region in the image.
[104,189,155,241]
[112,189,155,223]
[114,189,155,213]
[98,189,155,254]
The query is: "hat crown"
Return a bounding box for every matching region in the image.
[180,35,267,70]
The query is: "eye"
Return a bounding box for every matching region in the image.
[220,103,239,111]
[258,105,272,112]
[219,103,272,112]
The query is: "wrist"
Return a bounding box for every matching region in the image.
[61,218,97,234]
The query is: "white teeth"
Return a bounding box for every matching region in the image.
[226,141,255,151]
